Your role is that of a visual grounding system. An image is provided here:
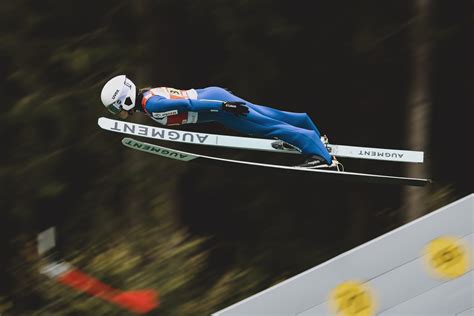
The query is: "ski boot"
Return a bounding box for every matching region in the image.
[271,139,301,152]
[295,135,344,171]
[296,155,343,170]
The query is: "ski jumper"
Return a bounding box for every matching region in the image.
[139,86,332,164]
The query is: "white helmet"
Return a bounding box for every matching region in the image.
[100,75,137,115]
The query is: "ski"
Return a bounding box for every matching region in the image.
[121,137,431,187]
[98,117,424,163]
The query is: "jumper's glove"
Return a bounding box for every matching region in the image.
[221,101,249,116]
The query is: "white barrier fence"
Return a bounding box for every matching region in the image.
[213,194,473,316]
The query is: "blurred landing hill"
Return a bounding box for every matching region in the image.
[0,1,471,315]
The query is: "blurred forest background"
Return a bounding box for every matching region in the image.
[0,0,472,315]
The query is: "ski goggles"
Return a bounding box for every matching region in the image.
[106,102,122,115]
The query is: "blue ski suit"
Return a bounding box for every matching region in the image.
[138,86,332,164]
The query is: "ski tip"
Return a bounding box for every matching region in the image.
[122,137,134,144]
[97,116,106,126]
